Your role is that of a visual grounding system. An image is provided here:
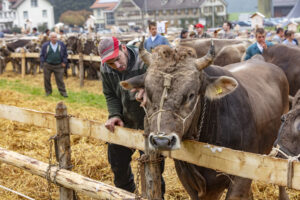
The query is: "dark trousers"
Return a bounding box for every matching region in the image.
[108,143,165,198]
[43,63,67,96]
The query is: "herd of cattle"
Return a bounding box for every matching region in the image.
[0,33,299,199]
[120,38,300,200]
[0,34,101,79]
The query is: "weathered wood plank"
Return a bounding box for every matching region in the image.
[0,104,56,129]
[0,147,141,200]
[10,53,101,62]
[1,104,300,190]
[55,102,74,200]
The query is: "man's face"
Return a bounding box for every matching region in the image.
[105,47,128,72]
[50,34,57,44]
[279,30,284,37]
[256,33,265,44]
[149,25,157,37]
[196,27,203,34]
[223,23,229,31]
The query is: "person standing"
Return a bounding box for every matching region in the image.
[272,28,284,44]
[244,28,273,60]
[283,30,297,46]
[40,32,68,97]
[219,21,235,39]
[144,21,170,52]
[194,23,210,38]
[99,36,165,198]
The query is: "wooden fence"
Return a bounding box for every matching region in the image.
[1,103,300,199]
[9,49,101,87]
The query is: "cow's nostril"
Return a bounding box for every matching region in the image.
[170,136,176,146]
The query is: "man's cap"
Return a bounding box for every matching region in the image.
[98,37,120,64]
[194,23,204,28]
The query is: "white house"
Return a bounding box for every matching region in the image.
[90,0,119,30]
[250,12,265,29]
[12,0,54,31]
[0,0,17,31]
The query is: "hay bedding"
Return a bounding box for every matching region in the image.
[0,73,300,199]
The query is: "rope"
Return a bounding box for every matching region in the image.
[0,184,35,200]
[269,146,300,188]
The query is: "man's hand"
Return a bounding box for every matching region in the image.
[131,88,147,107]
[105,117,124,132]
[261,41,268,50]
[61,63,66,67]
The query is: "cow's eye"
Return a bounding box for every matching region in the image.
[281,115,286,122]
[189,93,195,101]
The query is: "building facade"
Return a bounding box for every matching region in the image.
[12,0,55,30]
[273,0,297,17]
[90,0,228,30]
[0,0,17,31]
[90,0,119,30]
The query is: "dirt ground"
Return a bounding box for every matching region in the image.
[0,68,300,200]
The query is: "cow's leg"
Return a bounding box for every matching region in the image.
[27,61,31,74]
[225,177,253,200]
[279,186,290,200]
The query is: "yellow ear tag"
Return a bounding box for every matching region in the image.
[216,87,223,95]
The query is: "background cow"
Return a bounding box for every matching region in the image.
[263,44,300,97]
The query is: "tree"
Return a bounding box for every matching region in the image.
[59,10,92,27]
[51,0,95,23]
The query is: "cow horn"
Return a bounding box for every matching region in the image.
[195,39,215,71]
[139,36,152,66]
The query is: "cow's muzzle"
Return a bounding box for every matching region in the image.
[149,132,180,150]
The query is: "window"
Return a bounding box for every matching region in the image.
[177,9,181,14]
[162,10,166,15]
[31,0,38,7]
[193,8,197,14]
[23,11,28,19]
[185,9,189,14]
[106,12,115,25]
[42,10,47,18]
[97,9,101,16]
[169,10,174,15]
[217,6,224,12]
[0,13,2,19]
[4,12,7,18]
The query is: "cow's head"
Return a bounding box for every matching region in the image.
[66,36,78,54]
[272,90,300,158]
[121,38,238,151]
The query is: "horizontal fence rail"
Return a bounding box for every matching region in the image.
[0,147,141,200]
[9,52,101,62]
[0,104,300,190]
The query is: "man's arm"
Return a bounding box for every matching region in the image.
[61,42,68,65]
[40,44,46,67]
[163,36,170,46]
[101,71,123,119]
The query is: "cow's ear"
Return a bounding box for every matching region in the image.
[205,76,238,100]
[120,73,146,90]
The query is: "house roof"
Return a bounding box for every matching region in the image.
[133,0,205,11]
[273,0,297,7]
[90,0,119,10]
[287,0,300,18]
[12,0,52,9]
[250,12,265,18]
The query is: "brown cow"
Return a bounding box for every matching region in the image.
[263,44,300,96]
[121,42,289,199]
[179,38,251,66]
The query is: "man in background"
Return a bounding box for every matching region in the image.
[144,21,170,52]
[194,23,210,38]
[244,28,273,60]
[272,27,284,44]
[40,32,68,97]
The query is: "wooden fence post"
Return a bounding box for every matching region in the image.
[55,101,74,200]
[21,48,26,78]
[144,135,162,200]
[79,53,84,87]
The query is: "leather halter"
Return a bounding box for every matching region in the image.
[143,70,200,134]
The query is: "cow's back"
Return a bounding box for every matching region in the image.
[263,44,300,96]
[225,56,289,153]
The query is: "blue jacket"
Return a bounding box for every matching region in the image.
[40,40,69,68]
[144,34,170,52]
[244,41,273,60]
